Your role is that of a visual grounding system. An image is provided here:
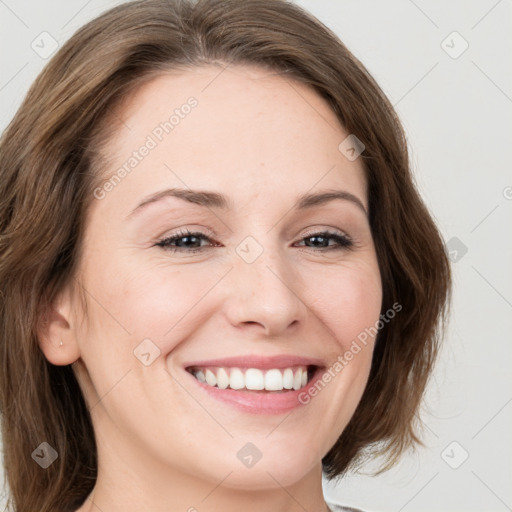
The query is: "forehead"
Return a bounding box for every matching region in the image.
[92,64,367,216]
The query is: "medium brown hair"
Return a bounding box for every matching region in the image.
[0,0,451,510]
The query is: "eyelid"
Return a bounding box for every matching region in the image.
[155,226,356,254]
[154,225,217,244]
[155,225,351,243]
[300,225,350,239]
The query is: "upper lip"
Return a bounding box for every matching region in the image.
[183,354,325,370]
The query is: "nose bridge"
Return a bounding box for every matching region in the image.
[227,232,306,335]
[225,234,306,335]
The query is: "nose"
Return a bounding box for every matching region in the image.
[222,243,308,337]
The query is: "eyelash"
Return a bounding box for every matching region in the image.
[155,228,354,254]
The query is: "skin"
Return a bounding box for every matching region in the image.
[39,64,382,512]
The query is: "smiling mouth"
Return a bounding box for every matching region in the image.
[185,365,319,393]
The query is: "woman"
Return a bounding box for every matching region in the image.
[0,1,451,511]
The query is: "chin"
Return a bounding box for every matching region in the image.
[214,460,317,491]
[218,437,322,490]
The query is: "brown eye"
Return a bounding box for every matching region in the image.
[156,229,216,253]
[296,231,353,250]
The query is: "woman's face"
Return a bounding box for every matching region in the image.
[69,65,382,491]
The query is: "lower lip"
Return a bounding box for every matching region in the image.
[184,367,325,415]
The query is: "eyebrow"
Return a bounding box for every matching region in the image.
[127,187,368,218]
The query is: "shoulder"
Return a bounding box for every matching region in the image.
[327,503,368,512]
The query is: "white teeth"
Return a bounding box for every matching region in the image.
[293,368,302,390]
[205,369,217,387]
[264,369,283,391]
[216,368,229,389]
[301,369,308,388]
[245,368,264,390]
[283,368,294,389]
[229,368,245,390]
[192,365,311,392]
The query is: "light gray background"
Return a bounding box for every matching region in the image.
[1,1,511,511]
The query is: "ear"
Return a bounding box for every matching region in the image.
[37,284,81,366]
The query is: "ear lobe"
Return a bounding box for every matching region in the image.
[37,287,81,366]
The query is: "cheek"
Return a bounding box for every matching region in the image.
[84,259,227,350]
[308,264,382,351]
